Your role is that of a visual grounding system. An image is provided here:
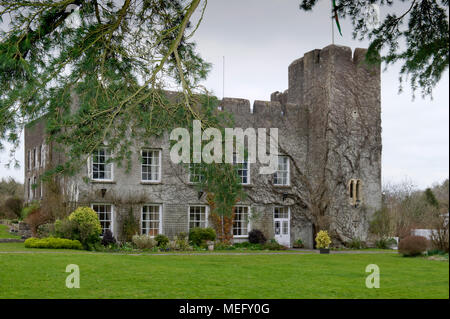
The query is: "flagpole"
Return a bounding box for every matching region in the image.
[331,0,335,44]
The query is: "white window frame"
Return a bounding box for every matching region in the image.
[91,203,114,236]
[40,144,46,168]
[233,153,250,185]
[188,205,209,231]
[141,148,161,183]
[188,163,205,184]
[273,155,290,186]
[90,148,114,181]
[141,204,163,237]
[34,147,38,169]
[233,205,251,238]
[28,150,32,171]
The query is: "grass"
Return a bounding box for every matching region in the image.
[0,224,21,239]
[0,243,448,299]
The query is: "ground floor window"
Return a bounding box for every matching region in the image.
[142,205,162,236]
[189,206,207,230]
[233,206,250,237]
[91,204,113,235]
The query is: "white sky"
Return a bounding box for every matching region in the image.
[0,0,448,190]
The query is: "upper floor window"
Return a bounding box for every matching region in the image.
[348,179,362,206]
[233,206,250,237]
[189,205,208,230]
[233,153,250,185]
[33,148,37,169]
[141,149,161,182]
[40,144,46,167]
[273,155,290,186]
[28,150,32,171]
[189,163,205,184]
[142,204,162,236]
[92,148,113,181]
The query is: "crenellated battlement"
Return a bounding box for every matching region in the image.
[218,44,379,123]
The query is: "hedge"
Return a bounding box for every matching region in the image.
[24,237,83,250]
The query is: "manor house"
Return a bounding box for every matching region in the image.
[24,45,382,248]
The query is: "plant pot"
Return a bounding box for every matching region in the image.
[319,248,330,254]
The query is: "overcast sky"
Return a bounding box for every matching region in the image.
[0,0,448,190]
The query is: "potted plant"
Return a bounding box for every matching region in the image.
[293,239,304,248]
[207,240,214,251]
[315,230,331,254]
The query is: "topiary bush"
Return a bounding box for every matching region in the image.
[189,227,216,247]
[248,229,266,244]
[24,237,83,250]
[67,207,102,248]
[132,234,157,249]
[398,235,429,256]
[101,229,116,247]
[154,234,169,248]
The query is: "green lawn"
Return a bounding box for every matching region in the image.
[0,224,20,239]
[0,243,447,299]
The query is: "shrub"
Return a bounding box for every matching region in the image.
[21,202,40,219]
[54,219,76,239]
[189,227,216,246]
[174,235,192,251]
[132,234,157,249]
[375,237,397,249]
[24,237,83,250]
[398,236,429,256]
[248,229,266,245]
[430,215,449,253]
[101,229,116,247]
[262,239,287,250]
[177,232,188,241]
[215,242,235,250]
[293,239,304,248]
[315,230,331,249]
[154,234,169,247]
[3,197,23,219]
[68,207,102,248]
[25,207,53,237]
[120,208,139,242]
[427,249,446,256]
[346,238,366,249]
[36,223,55,238]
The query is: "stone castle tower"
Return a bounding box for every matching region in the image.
[24,44,381,247]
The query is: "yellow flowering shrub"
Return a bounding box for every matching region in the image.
[315,230,331,249]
